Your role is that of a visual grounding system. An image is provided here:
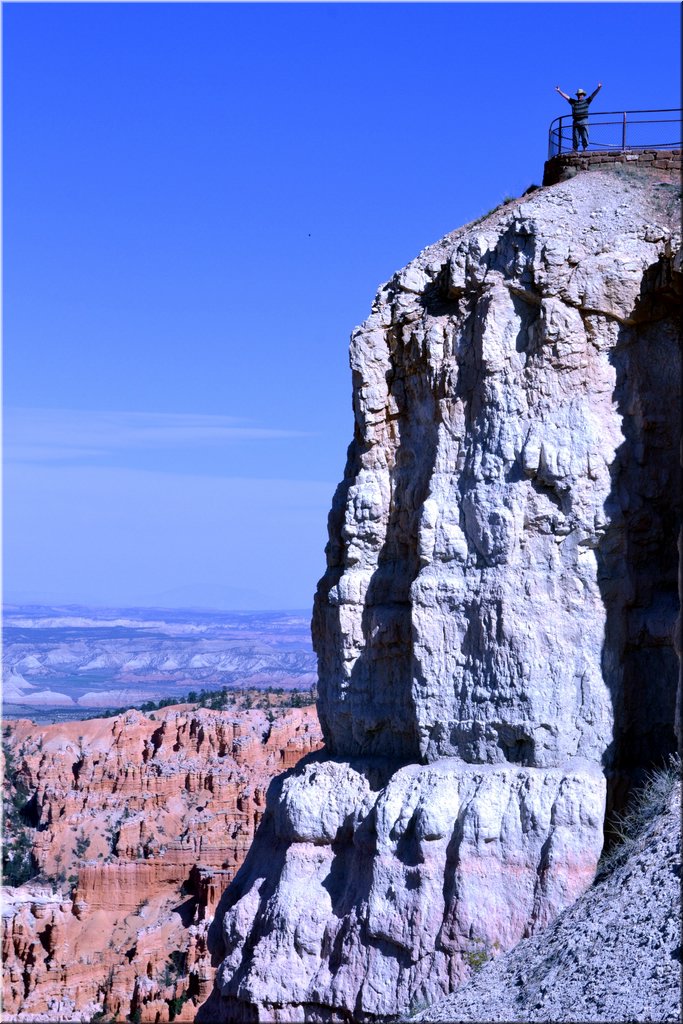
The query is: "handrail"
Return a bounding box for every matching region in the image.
[548,107,682,158]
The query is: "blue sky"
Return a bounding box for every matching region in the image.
[3,1,680,610]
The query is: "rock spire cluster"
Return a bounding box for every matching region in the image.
[2,704,322,1021]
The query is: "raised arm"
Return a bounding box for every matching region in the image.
[587,82,603,103]
[555,85,571,102]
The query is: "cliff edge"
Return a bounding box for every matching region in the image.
[206,166,681,1022]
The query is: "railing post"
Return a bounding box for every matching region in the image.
[622,112,627,150]
[558,117,563,155]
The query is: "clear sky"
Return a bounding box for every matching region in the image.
[3,1,680,611]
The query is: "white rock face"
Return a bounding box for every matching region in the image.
[213,757,605,1021]
[414,779,682,1024]
[208,170,681,1021]
[314,173,679,769]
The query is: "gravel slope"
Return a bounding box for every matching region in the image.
[414,780,681,1023]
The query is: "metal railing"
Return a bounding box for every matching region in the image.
[548,108,681,158]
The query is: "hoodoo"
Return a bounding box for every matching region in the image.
[205,164,681,1021]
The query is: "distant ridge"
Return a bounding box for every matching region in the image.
[3,605,317,717]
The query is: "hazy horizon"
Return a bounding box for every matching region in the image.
[3,599,315,616]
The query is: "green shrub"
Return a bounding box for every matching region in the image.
[75,834,91,858]
[463,947,489,972]
[2,739,38,886]
[168,992,190,1020]
[461,935,501,975]
[2,827,36,886]
[168,949,187,975]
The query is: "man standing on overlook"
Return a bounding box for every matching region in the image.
[555,82,603,151]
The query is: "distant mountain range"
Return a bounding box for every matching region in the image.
[3,604,317,720]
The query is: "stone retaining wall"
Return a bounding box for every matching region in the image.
[543,148,681,186]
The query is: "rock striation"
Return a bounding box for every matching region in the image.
[209,166,681,1021]
[2,702,322,1021]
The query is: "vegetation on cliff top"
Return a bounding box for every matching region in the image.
[91,683,317,720]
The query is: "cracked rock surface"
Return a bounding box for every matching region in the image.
[207,168,681,1021]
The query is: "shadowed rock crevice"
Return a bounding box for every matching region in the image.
[419,263,462,319]
[599,253,682,812]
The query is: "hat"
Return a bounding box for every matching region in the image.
[576,88,586,95]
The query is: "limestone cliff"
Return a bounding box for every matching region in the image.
[207,166,681,1022]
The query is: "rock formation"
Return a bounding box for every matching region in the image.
[208,166,681,1021]
[2,702,322,1021]
[414,775,681,1023]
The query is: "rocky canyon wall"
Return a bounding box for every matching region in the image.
[207,166,681,1022]
[2,702,322,1021]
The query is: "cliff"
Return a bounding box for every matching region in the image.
[2,702,323,1021]
[207,165,681,1021]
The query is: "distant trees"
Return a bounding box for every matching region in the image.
[84,683,318,722]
